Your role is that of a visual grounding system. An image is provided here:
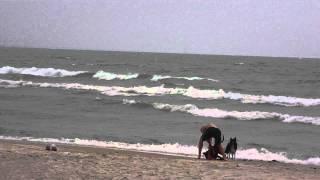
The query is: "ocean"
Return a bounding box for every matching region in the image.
[0,47,319,165]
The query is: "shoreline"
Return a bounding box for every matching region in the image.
[1,139,319,179]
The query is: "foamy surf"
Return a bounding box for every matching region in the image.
[93,70,139,80]
[0,79,137,96]
[224,92,320,107]
[0,66,87,77]
[151,75,219,82]
[1,79,320,107]
[92,71,219,82]
[0,135,319,166]
[123,99,320,126]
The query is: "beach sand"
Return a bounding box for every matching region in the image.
[0,140,319,180]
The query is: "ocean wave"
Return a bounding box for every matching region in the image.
[1,79,320,107]
[1,78,318,125]
[236,148,320,166]
[224,92,320,107]
[123,99,320,126]
[93,70,139,80]
[108,84,320,107]
[176,86,320,107]
[0,79,183,97]
[0,135,319,166]
[122,99,150,108]
[119,85,320,107]
[92,71,219,82]
[151,74,219,82]
[0,66,87,77]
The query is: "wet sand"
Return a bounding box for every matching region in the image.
[0,140,319,180]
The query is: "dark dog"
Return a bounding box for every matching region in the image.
[225,137,237,160]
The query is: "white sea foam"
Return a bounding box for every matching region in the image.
[236,148,320,166]
[0,135,319,166]
[111,84,320,107]
[121,85,318,108]
[92,72,219,82]
[151,74,219,82]
[0,79,137,96]
[93,70,139,80]
[1,78,318,125]
[225,92,320,107]
[123,99,320,126]
[1,79,320,107]
[178,87,320,107]
[0,66,87,77]
[123,99,137,104]
[92,71,219,82]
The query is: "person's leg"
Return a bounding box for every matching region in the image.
[213,129,227,160]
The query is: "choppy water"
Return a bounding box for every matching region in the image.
[0,47,319,165]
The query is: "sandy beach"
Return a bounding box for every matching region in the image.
[0,140,318,180]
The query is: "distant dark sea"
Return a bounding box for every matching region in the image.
[0,47,319,165]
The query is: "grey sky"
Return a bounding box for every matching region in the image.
[0,0,319,58]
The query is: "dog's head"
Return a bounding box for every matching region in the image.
[229,137,237,143]
[230,137,238,150]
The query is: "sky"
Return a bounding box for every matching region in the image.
[0,0,320,58]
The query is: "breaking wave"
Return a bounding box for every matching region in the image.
[92,71,219,82]
[123,99,320,126]
[0,79,138,96]
[224,92,320,107]
[93,70,139,80]
[0,66,87,77]
[151,75,219,82]
[1,79,320,107]
[0,135,319,166]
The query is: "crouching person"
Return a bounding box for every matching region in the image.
[197,123,227,160]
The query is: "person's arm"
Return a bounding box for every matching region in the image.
[207,138,212,148]
[198,136,203,159]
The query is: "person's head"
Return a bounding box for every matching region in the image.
[200,123,217,133]
[200,126,207,133]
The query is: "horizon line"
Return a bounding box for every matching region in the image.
[0,45,319,60]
